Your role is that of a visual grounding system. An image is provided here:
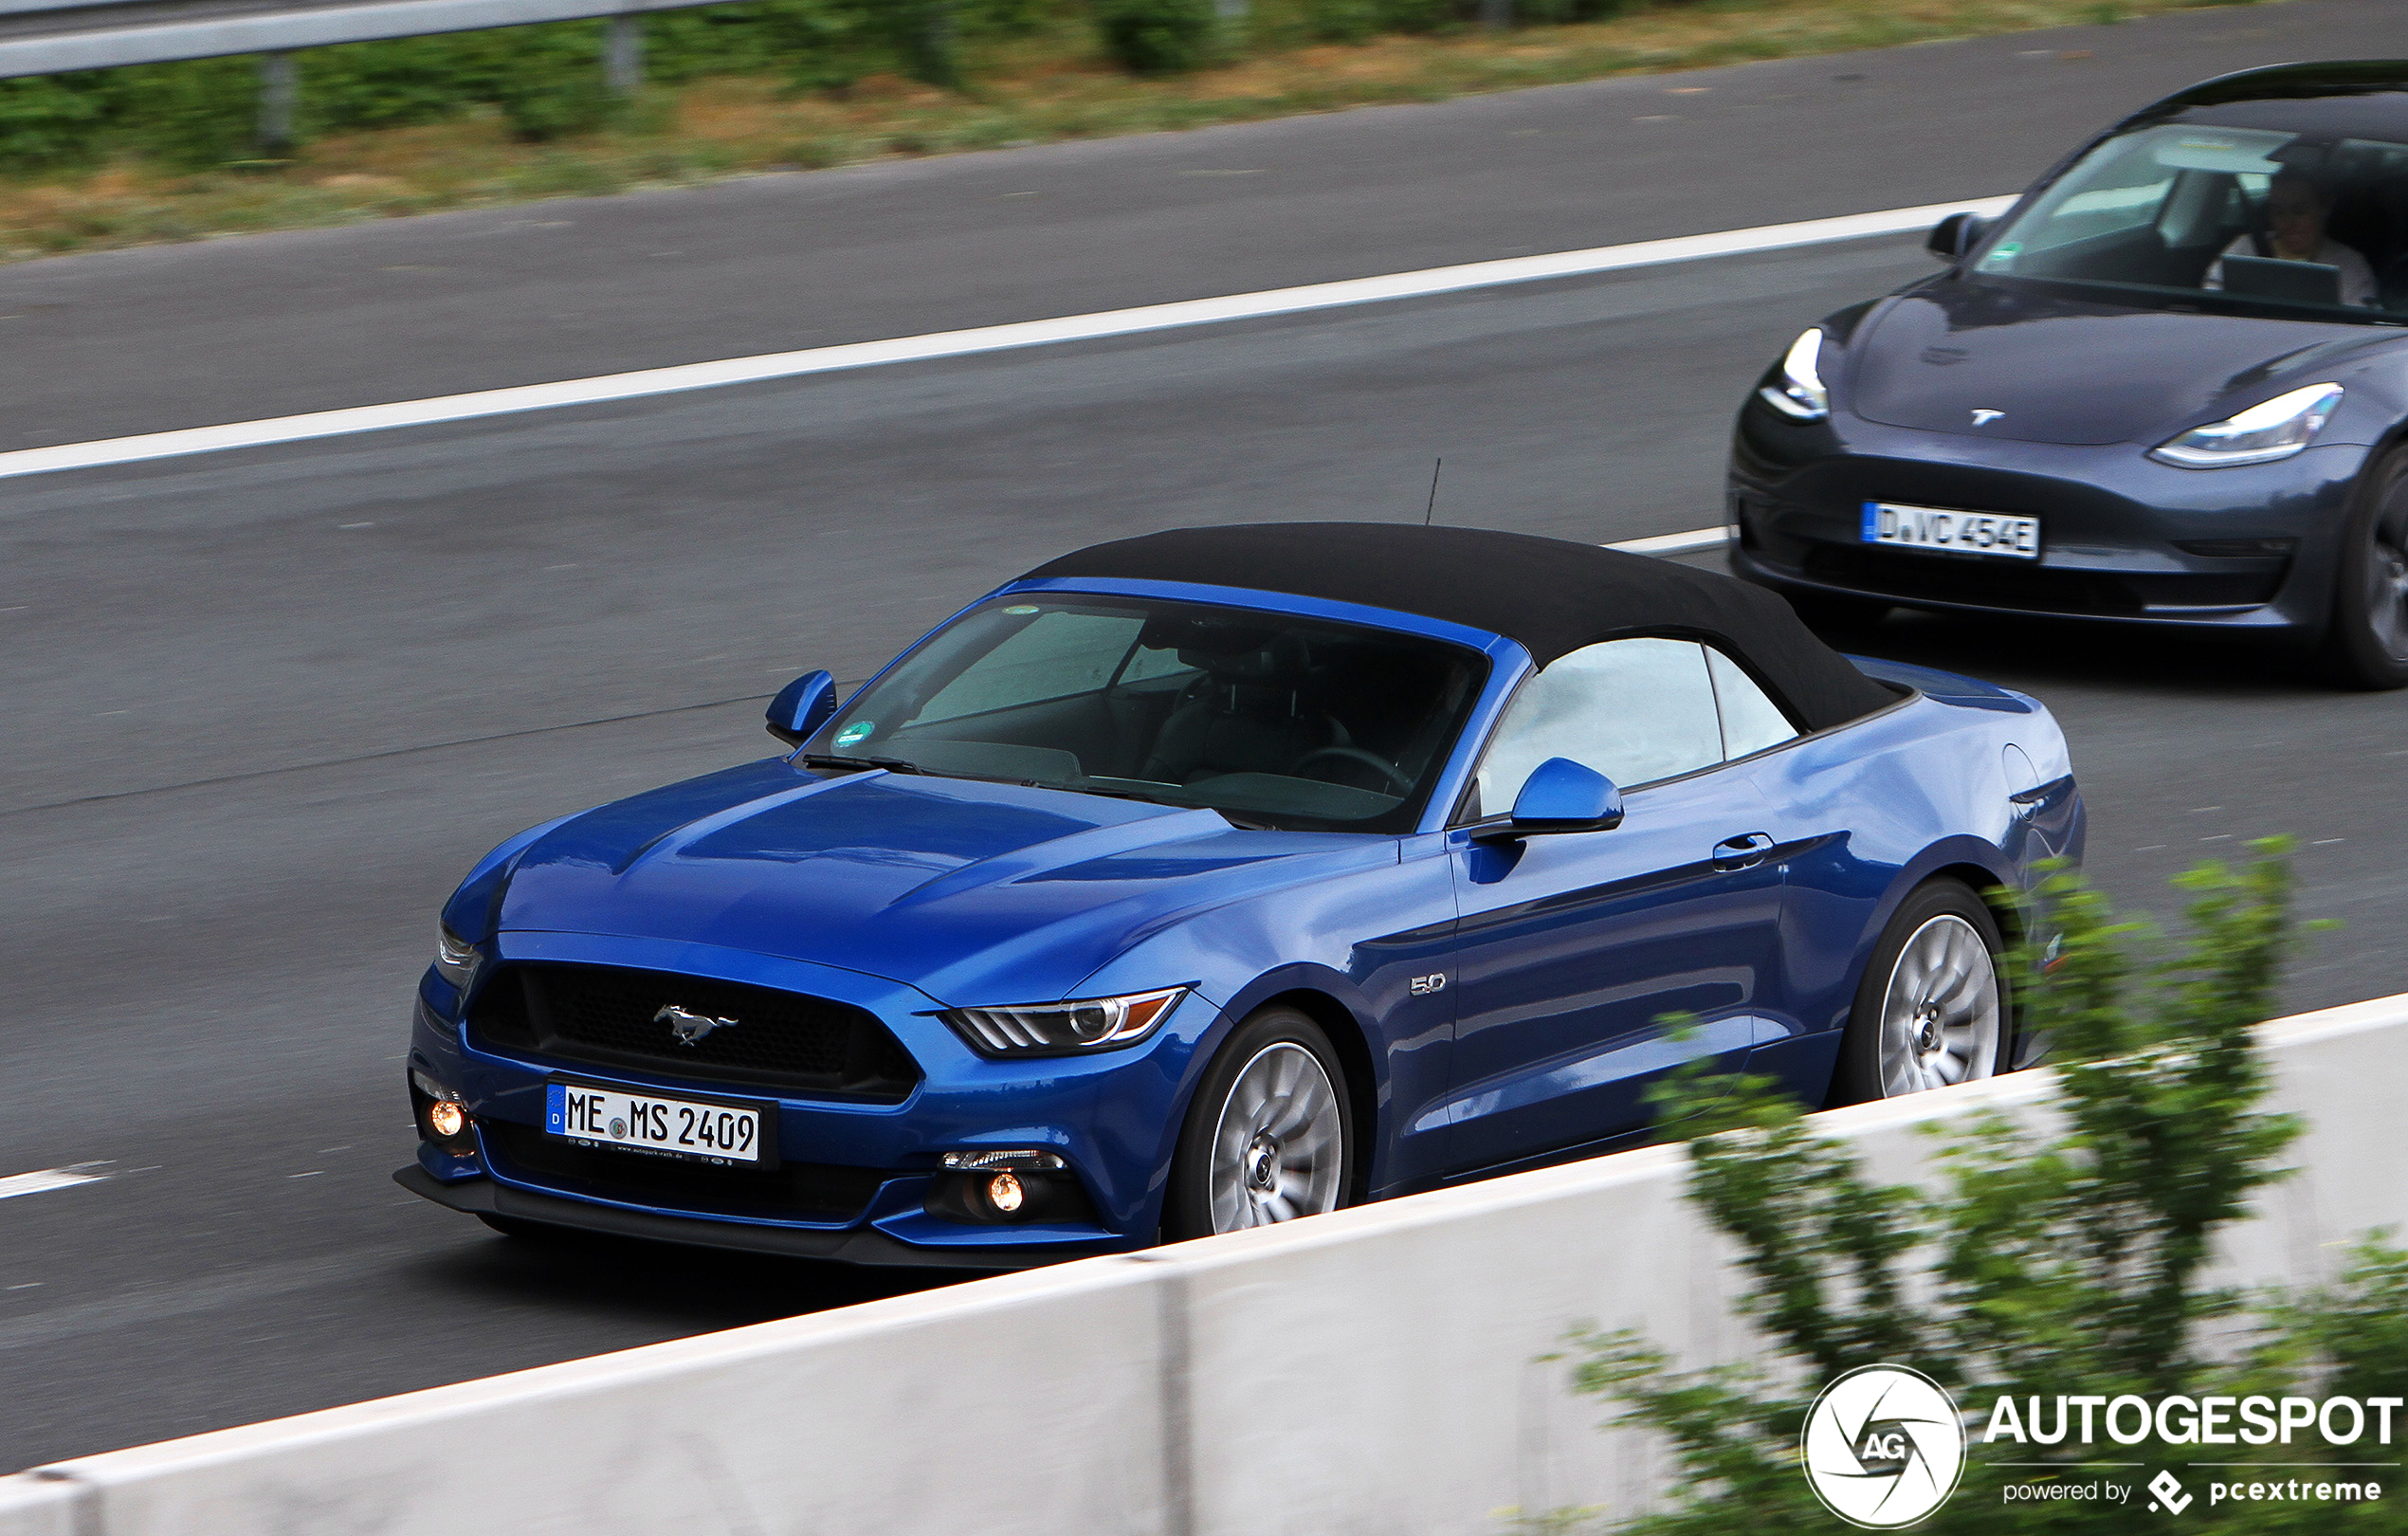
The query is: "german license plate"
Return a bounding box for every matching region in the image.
[1862,502,2039,560]
[544,1082,766,1165]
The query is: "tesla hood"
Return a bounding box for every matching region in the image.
[1850,281,2371,445]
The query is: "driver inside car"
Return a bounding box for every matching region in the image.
[2204,167,2377,304]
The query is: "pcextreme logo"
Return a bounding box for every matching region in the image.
[1801,1364,1967,1528]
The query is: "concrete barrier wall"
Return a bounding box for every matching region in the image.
[9,995,2406,1536]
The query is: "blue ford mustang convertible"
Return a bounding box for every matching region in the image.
[396,524,2084,1267]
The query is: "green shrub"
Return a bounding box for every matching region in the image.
[1541,845,2393,1532]
[0,77,105,171]
[104,58,258,169]
[1304,0,1386,43]
[1093,0,1220,74]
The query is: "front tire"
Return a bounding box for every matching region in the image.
[1164,1007,1353,1240]
[2318,448,2408,689]
[1829,881,2009,1106]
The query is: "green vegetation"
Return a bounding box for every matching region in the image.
[1540,845,2408,1531]
[0,0,2285,260]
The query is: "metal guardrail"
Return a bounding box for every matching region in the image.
[0,0,712,80]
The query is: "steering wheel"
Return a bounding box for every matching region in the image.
[1291,745,1414,795]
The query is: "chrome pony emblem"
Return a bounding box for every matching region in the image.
[655,1003,739,1046]
[1969,409,2005,427]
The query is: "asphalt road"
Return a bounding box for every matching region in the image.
[6,0,2408,1472]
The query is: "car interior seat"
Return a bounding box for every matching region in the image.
[1140,634,1340,785]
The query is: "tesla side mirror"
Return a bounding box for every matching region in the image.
[1926,211,1990,262]
[1480,757,1624,840]
[766,669,838,746]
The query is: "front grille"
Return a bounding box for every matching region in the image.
[481,1121,889,1222]
[467,963,921,1102]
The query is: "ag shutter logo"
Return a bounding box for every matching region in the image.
[1802,1364,1968,1528]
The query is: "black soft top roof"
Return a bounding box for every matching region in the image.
[1021,522,1898,732]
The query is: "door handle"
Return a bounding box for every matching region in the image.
[1712,832,1776,870]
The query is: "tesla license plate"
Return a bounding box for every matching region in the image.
[544,1082,766,1165]
[1861,502,2039,560]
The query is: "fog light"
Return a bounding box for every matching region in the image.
[987,1172,1025,1214]
[410,1068,474,1155]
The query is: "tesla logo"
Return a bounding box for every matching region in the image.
[655,1003,739,1046]
[1970,409,2005,427]
[1409,974,1448,997]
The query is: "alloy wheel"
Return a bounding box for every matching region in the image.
[2365,492,2408,664]
[1205,1042,1343,1232]
[1874,914,2002,1097]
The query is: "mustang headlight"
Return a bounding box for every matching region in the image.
[2149,383,2344,468]
[1758,328,1830,421]
[939,987,1187,1056]
[433,923,479,990]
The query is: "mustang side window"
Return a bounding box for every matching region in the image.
[1706,647,1799,759]
[1472,637,1724,814]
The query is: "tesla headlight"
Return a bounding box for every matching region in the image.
[939,987,1187,1056]
[2149,383,2344,468]
[1758,328,1830,421]
[433,923,479,990]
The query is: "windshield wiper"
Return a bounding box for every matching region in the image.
[800,753,923,775]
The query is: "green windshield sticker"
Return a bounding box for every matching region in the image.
[1003,604,1040,614]
[835,722,873,747]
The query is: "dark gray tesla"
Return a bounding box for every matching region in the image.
[1728,61,2408,688]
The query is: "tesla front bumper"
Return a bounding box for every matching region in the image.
[1728,416,2367,633]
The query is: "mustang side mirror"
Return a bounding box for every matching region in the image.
[1926,211,1990,262]
[1476,758,1625,841]
[766,669,838,746]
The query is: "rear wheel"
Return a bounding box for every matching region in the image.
[1829,881,2008,1106]
[2318,448,2408,690]
[1164,1007,1353,1240]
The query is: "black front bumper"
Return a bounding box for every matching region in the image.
[393,1166,1093,1271]
[1728,415,2368,634]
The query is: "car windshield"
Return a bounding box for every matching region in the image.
[806,594,1487,833]
[1970,120,2408,322]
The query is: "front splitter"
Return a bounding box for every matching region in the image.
[392,1165,1101,1271]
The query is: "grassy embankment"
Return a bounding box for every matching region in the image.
[0,0,2284,262]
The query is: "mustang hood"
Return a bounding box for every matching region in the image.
[1851,281,2373,445]
[494,760,1374,1003]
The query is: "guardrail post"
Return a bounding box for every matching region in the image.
[1479,0,1511,27]
[1213,0,1249,21]
[257,51,297,153]
[604,14,642,94]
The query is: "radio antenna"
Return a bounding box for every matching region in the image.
[1421,458,1443,527]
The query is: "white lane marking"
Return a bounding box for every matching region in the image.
[1608,525,1731,557]
[0,196,2015,484]
[0,1165,109,1201]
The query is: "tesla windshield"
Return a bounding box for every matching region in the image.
[806,595,1486,832]
[1972,120,2408,320]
